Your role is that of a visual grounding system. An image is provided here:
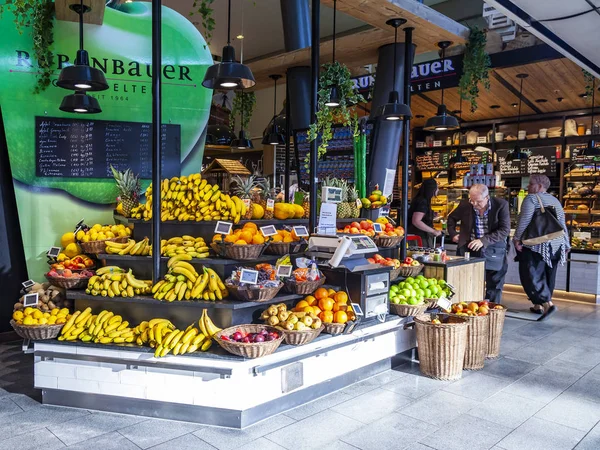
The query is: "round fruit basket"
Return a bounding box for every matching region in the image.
[265,241,306,256]
[79,237,128,255]
[486,303,507,359]
[397,265,424,278]
[376,235,403,248]
[389,300,430,317]
[45,274,91,290]
[280,325,324,346]
[283,277,326,295]
[447,309,490,370]
[10,320,64,340]
[211,242,266,260]
[390,267,402,281]
[323,322,346,335]
[215,325,284,358]
[225,282,283,302]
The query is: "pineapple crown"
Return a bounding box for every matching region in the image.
[233,175,257,198]
[111,165,141,199]
[260,178,274,200]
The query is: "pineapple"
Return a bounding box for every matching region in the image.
[259,178,274,220]
[348,185,361,218]
[111,165,141,217]
[336,179,352,219]
[233,175,257,220]
[302,192,310,219]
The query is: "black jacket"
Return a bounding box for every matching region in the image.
[447,197,510,249]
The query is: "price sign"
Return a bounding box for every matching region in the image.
[47,247,61,258]
[239,268,259,285]
[351,303,364,316]
[378,206,390,218]
[260,225,278,237]
[22,280,35,289]
[355,199,362,208]
[266,199,275,210]
[433,140,443,147]
[436,297,452,311]
[214,221,233,235]
[574,232,592,240]
[276,265,293,278]
[243,199,251,209]
[372,223,384,233]
[23,293,39,307]
[293,226,309,237]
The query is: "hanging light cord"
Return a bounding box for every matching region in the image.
[78,0,84,51]
[227,0,232,45]
[517,77,524,134]
[240,90,244,132]
[240,0,244,63]
[392,26,398,91]
[591,78,595,125]
[332,0,337,63]
[440,45,445,106]
[273,77,277,119]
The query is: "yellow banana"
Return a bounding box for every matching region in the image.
[117,239,136,255]
[149,318,172,329]
[152,280,165,294]
[192,333,206,346]
[178,284,187,301]
[171,266,197,283]
[61,311,80,336]
[167,254,193,268]
[201,339,213,351]
[172,260,196,273]
[75,307,91,325]
[182,328,198,345]
[125,270,147,289]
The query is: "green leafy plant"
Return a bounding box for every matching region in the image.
[0,0,55,93]
[230,91,256,131]
[583,69,596,102]
[459,27,491,113]
[191,0,215,48]
[308,61,365,160]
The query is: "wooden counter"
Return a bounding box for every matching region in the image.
[423,257,486,303]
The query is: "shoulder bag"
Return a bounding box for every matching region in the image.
[522,194,565,245]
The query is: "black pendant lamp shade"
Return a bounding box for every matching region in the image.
[262,74,286,145]
[57,1,108,92]
[202,0,255,90]
[424,41,459,131]
[59,91,102,114]
[506,73,529,161]
[375,18,412,121]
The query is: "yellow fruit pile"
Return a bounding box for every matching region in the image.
[58,307,140,343]
[86,266,152,297]
[212,222,300,245]
[161,235,209,258]
[129,173,248,223]
[104,237,151,256]
[76,224,132,243]
[274,203,305,220]
[13,307,71,326]
[261,303,323,331]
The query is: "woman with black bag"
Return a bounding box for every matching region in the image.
[513,174,570,321]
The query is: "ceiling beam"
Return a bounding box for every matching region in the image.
[55,0,105,25]
[490,71,543,114]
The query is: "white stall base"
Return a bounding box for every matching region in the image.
[34,317,416,428]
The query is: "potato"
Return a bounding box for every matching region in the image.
[13,302,23,310]
[48,301,56,310]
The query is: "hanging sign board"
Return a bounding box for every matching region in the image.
[214,221,233,235]
[293,226,309,237]
[23,293,39,307]
[239,269,259,285]
[276,265,293,278]
[260,225,278,237]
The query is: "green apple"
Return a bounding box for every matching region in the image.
[423,288,432,298]
[408,297,418,305]
[402,288,412,297]
[419,279,429,289]
[416,288,425,297]
[390,285,399,293]
[391,296,400,304]
[430,285,440,295]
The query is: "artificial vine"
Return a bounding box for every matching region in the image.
[0,0,55,93]
[190,0,215,48]
[583,69,595,102]
[458,27,491,113]
[308,61,365,160]
[230,91,256,131]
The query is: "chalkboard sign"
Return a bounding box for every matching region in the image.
[497,149,523,177]
[525,146,557,175]
[416,150,449,171]
[36,117,181,179]
[452,150,489,171]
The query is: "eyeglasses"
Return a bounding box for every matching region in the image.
[469,195,489,206]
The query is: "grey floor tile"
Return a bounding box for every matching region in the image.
[265,410,364,450]
[482,357,539,381]
[284,390,353,421]
[0,428,64,450]
[535,393,600,432]
[468,392,546,429]
[341,412,433,450]
[497,417,585,450]
[502,372,574,404]
[575,420,600,449]
[400,391,479,426]
[64,431,140,450]
[420,414,513,450]
[118,418,203,449]
[555,346,600,369]
[340,370,407,398]
[392,361,423,376]
[237,437,287,450]
[403,444,437,450]
[195,414,294,450]
[48,411,146,446]
[507,341,571,365]
[541,358,592,378]
[563,372,600,404]
[147,433,216,449]
[0,397,25,417]
[331,388,413,424]
[9,394,40,411]
[380,373,451,399]
[0,406,90,438]
[316,441,360,450]
[442,373,513,401]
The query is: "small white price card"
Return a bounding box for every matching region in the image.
[276,265,293,278]
[47,247,61,258]
[266,199,275,210]
[23,293,39,307]
[356,198,362,208]
[436,298,452,311]
[293,226,309,237]
[243,199,251,209]
[416,141,425,148]
[260,225,278,237]
[214,221,233,235]
[22,280,35,289]
[372,223,384,233]
[239,269,259,285]
[351,303,364,317]
[433,140,443,147]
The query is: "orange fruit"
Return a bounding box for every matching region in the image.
[240,231,253,244]
[224,234,237,243]
[314,287,329,300]
[312,306,322,316]
[243,222,258,231]
[334,292,348,303]
[334,311,348,324]
[333,302,348,313]
[283,236,294,243]
[303,306,315,314]
[234,239,247,245]
[271,235,283,243]
[295,300,309,311]
[320,311,334,323]
[304,295,318,306]
[327,288,336,297]
[213,234,223,242]
[252,234,265,245]
[318,297,335,312]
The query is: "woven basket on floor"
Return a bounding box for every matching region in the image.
[448,309,490,370]
[225,282,283,302]
[281,325,324,346]
[10,320,64,341]
[376,235,403,248]
[414,314,468,381]
[45,274,90,290]
[211,242,266,260]
[284,277,325,295]
[396,265,423,278]
[389,301,430,317]
[486,303,507,359]
[214,325,284,358]
[323,322,346,335]
[79,237,128,255]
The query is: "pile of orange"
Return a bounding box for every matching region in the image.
[270,229,300,243]
[213,222,265,245]
[292,287,355,324]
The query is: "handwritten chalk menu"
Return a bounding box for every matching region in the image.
[497,149,523,177]
[416,151,449,171]
[452,150,489,170]
[36,117,181,179]
[525,147,557,175]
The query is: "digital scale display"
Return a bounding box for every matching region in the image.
[350,235,377,250]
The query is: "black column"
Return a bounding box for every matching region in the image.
[308,0,319,233]
[151,0,162,283]
[401,28,414,260]
[280,0,311,52]
[285,82,291,200]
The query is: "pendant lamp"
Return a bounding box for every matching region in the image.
[57,0,108,92]
[202,0,255,90]
[262,75,286,145]
[325,0,341,107]
[375,19,412,121]
[231,91,254,149]
[59,91,102,114]
[583,78,600,156]
[424,41,459,131]
[506,74,529,161]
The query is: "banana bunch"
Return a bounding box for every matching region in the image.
[104,237,152,256]
[151,256,228,302]
[58,308,138,344]
[129,173,246,223]
[86,268,152,298]
[160,235,209,258]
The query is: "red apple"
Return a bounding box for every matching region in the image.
[360,221,370,230]
[351,222,361,229]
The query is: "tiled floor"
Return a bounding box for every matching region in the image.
[2,294,600,449]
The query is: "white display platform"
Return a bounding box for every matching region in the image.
[34,317,416,428]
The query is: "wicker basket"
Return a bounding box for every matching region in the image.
[396,265,424,278]
[486,303,507,359]
[79,237,128,255]
[448,310,490,370]
[211,242,266,260]
[214,325,284,359]
[10,320,64,341]
[389,301,430,317]
[265,241,305,255]
[390,267,402,281]
[323,322,346,335]
[226,282,283,302]
[281,325,324,346]
[45,274,90,290]
[284,277,326,295]
[414,314,468,381]
[376,235,403,248]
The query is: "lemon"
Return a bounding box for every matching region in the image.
[64,242,82,258]
[105,231,115,239]
[76,230,86,241]
[111,225,119,234]
[43,312,51,318]
[32,310,43,320]
[47,316,57,325]
[23,316,35,325]
[51,308,59,316]
[118,230,128,237]
[97,233,107,241]
[92,224,102,232]
[23,307,34,316]
[60,232,76,248]
[90,232,99,241]
[56,317,66,324]
[12,311,23,321]
[82,235,91,243]
[38,317,48,325]
[125,227,132,235]
[59,308,69,316]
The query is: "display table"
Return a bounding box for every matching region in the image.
[423,257,485,302]
[33,316,415,428]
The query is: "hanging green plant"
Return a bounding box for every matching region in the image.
[230,91,256,131]
[308,61,365,161]
[0,0,55,94]
[583,69,596,102]
[191,0,215,48]
[458,27,491,113]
